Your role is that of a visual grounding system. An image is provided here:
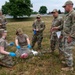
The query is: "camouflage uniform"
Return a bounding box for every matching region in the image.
[0,38,14,67]
[50,15,63,52]
[0,15,7,30]
[62,9,75,67]
[32,19,45,49]
[15,34,32,57]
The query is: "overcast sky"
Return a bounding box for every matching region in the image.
[0,0,75,12]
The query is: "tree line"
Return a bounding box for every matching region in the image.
[2,0,75,18]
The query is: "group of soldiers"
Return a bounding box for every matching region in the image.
[32,0,75,71]
[50,0,75,71]
[0,0,75,71]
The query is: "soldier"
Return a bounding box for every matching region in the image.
[15,28,32,58]
[50,9,63,53]
[0,10,7,30]
[0,29,16,67]
[31,14,45,50]
[61,0,75,71]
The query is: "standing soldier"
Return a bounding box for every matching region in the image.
[50,9,63,53]
[61,0,75,71]
[0,10,7,30]
[32,14,45,50]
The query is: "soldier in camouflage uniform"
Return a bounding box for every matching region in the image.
[15,28,32,58]
[61,0,75,71]
[0,29,16,67]
[50,9,63,53]
[31,14,45,50]
[0,10,7,30]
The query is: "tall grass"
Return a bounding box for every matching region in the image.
[0,16,75,75]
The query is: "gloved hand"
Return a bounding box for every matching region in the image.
[9,42,14,46]
[9,52,16,57]
[27,44,32,49]
[16,45,21,50]
[33,30,36,35]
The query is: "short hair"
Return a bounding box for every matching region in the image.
[16,28,23,35]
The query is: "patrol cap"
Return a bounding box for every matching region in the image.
[62,0,73,8]
[51,9,58,13]
[36,14,41,18]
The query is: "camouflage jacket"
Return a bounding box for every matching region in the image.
[0,15,7,29]
[32,20,45,34]
[63,9,75,38]
[0,38,9,50]
[51,15,63,35]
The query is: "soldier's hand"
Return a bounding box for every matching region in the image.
[9,42,14,46]
[51,27,59,31]
[33,30,36,35]
[33,29,36,31]
[67,36,72,43]
[16,45,21,50]
[9,52,16,57]
[0,24,2,26]
[36,29,39,31]
[27,44,32,49]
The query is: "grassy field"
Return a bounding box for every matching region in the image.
[0,16,75,75]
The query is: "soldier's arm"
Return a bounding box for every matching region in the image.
[70,13,75,38]
[0,23,2,26]
[3,19,7,25]
[58,18,63,30]
[15,37,19,46]
[0,41,9,55]
[39,21,45,32]
[27,38,31,45]
[3,15,7,25]
[0,46,9,55]
[32,22,36,31]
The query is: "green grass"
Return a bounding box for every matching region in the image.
[0,16,75,75]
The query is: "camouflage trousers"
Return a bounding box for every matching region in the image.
[0,54,14,67]
[16,46,32,57]
[32,34,43,49]
[50,33,63,53]
[62,37,75,67]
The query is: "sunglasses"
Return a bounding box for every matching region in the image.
[36,17,40,19]
[52,12,56,14]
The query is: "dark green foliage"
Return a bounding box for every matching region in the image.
[39,6,47,14]
[2,0,33,18]
[58,10,62,14]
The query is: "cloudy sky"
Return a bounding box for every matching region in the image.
[0,0,75,12]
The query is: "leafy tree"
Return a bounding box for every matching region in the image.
[74,8,75,10]
[2,0,33,18]
[58,10,62,14]
[39,6,47,14]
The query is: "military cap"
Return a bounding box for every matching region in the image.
[62,0,73,8]
[36,14,41,18]
[51,9,58,13]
